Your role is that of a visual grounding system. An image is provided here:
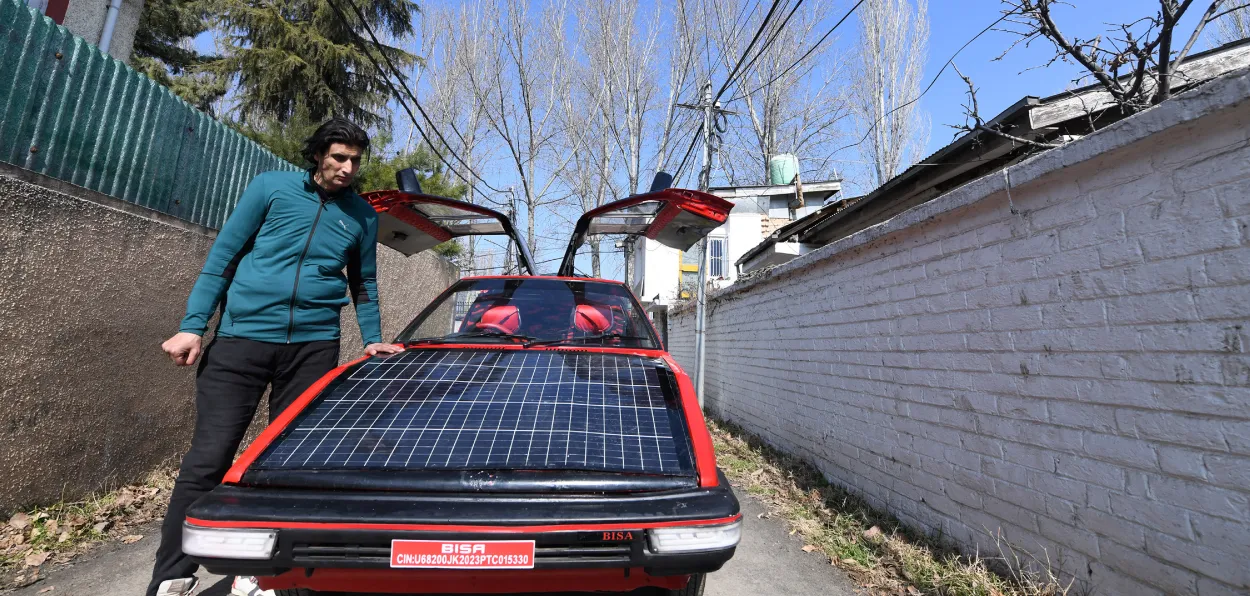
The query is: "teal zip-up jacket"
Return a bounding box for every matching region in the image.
[179,170,383,346]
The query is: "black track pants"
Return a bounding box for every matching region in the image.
[146,337,340,596]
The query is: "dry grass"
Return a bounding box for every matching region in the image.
[0,467,177,590]
[711,419,1075,596]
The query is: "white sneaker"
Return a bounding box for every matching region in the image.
[155,577,199,596]
[231,576,275,596]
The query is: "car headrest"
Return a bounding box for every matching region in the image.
[574,304,611,334]
[479,305,522,334]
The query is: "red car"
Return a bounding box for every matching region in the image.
[181,171,739,595]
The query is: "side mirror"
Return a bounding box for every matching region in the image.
[396,168,422,194]
[648,171,673,193]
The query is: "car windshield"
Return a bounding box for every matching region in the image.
[397,278,661,350]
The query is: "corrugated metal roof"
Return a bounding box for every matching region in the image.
[735,37,1250,272]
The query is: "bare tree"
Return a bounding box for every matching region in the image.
[1213,4,1250,43]
[463,0,575,260]
[1001,0,1243,111]
[414,3,501,271]
[705,0,854,185]
[849,0,930,188]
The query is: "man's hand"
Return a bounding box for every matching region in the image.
[365,343,405,357]
[162,332,203,366]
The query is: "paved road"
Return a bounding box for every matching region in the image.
[11,490,857,596]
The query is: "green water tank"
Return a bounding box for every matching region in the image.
[769,154,799,185]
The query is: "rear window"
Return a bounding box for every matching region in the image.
[400,278,660,350]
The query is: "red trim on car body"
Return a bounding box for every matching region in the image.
[577,189,732,227]
[462,274,627,285]
[222,354,374,484]
[662,355,719,488]
[362,191,507,218]
[255,567,689,593]
[644,203,684,240]
[185,513,743,532]
[383,204,454,242]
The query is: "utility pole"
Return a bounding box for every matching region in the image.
[677,81,734,408]
[502,186,516,275]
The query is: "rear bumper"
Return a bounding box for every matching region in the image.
[184,471,739,581]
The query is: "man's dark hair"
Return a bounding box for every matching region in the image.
[301,118,370,164]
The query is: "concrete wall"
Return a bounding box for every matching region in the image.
[60,0,145,65]
[0,165,457,512]
[671,69,1250,595]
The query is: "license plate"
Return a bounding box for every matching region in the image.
[390,540,536,569]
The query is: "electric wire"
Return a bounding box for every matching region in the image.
[727,0,866,103]
[672,0,786,182]
[324,0,504,195]
[828,12,1014,159]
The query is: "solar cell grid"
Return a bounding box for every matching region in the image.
[254,350,691,475]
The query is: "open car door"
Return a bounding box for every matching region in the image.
[363,171,535,274]
[558,188,733,276]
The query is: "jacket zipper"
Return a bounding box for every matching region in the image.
[287,198,327,343]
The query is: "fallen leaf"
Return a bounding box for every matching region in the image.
[33,513,49,521]
[45,520,58,535]
[801,544,817,552]
[8,513,29,530]
[39,587,54,593]
[24,550,50,567]
[57,531,69,543]
[757,512,769,519]
[121,534,143,544]
[907,587,921,596]
[863,526,883,540]
[842,558,859,566]
[91,522,110,534]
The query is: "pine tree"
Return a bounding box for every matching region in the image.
[132,0,226,113]
[215,0,419,128]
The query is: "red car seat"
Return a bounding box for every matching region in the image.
[476,305,522,334]
[574,304,612,334]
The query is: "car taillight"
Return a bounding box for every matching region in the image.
[647,521,741,553]
[182,523,277,559]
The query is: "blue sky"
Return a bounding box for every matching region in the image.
[194,1,1223,277]
[894,0,1211,157]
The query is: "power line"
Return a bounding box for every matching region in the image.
[727,0,866,103]
[674,0,786,181]
[729,0,808,92]
[324,0,504,195]
[830,11,1013,159]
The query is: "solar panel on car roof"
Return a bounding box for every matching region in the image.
[251,350,694,475]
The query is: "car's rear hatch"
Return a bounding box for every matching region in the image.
[238,349,698,492]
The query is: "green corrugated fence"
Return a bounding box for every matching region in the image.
[0,0,300,230]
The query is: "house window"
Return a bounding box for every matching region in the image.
[709,238,726,278]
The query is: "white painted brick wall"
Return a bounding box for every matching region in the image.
[671,70,1250,595]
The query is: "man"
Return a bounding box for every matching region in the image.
[149,118,404,596]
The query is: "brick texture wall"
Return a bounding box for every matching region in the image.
[671,70,1250,595]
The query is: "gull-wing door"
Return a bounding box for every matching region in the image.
[558,188,733,277]
[363,178,535,275]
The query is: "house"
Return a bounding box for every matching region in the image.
[630,178,843,335]
[737,37,1250,275]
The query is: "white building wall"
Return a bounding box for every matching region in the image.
[671,70,1250,595]
[725,213,763,281]
[634,238,681,304]
[61,0,146,64]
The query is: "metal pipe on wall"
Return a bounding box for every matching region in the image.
[98,0,124,53]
